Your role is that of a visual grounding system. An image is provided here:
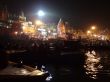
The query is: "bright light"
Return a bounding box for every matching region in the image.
[14,31,18,35]
[38,28,46,31]
[37,10,45,17]
[22,26,26,29]
[21,69,28,75]
[84,51,102,79]
[101,37,105,40]
[35,20,43,26]
[87,30,91,34]
[28,21,32,25]
[91,26,96,30]
[31,70,44,76]
[52,33,57,36]
[48,30,51,33]
[22,23,36,35]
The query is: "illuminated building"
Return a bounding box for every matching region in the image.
[0,7,28,37]
[19,11,26,23]
[22,21,36,37]
[57,18,66,38]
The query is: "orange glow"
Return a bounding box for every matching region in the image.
[87,30,91,34]
[35,20,43,26]
[91,26,96,30]
[14,31,18,35]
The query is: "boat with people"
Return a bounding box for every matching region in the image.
[0,54,49,81]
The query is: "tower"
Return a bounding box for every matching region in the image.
[57,18,66,38]
[19,11,26,22]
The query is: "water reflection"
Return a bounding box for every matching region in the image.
[84,50,103,79]
[46,74,53,81]
[39,65,53,82]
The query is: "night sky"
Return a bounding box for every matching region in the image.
[0,0,110,28]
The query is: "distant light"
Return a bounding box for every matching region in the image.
[21,69,28,74]
[37,72,44,75]
[31,70,44,76]
[48,30,51,33]
[35,20,43,25]
[91,26,96,30]
[20,32,23,34]
[52,33,57,35]
[28,21,32,25]
[14,31,18,35]
[6,26,9,28]
[22,26,26,29]
[87,30,91,34]
[101,37,104,40]
[46,74,53,81]
[37,10,45,17]
[38,28,46,31]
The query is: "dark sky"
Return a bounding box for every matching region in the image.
[0,0,110,27]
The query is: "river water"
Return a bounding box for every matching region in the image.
[42,49,110,82]
[8,48,110,82]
